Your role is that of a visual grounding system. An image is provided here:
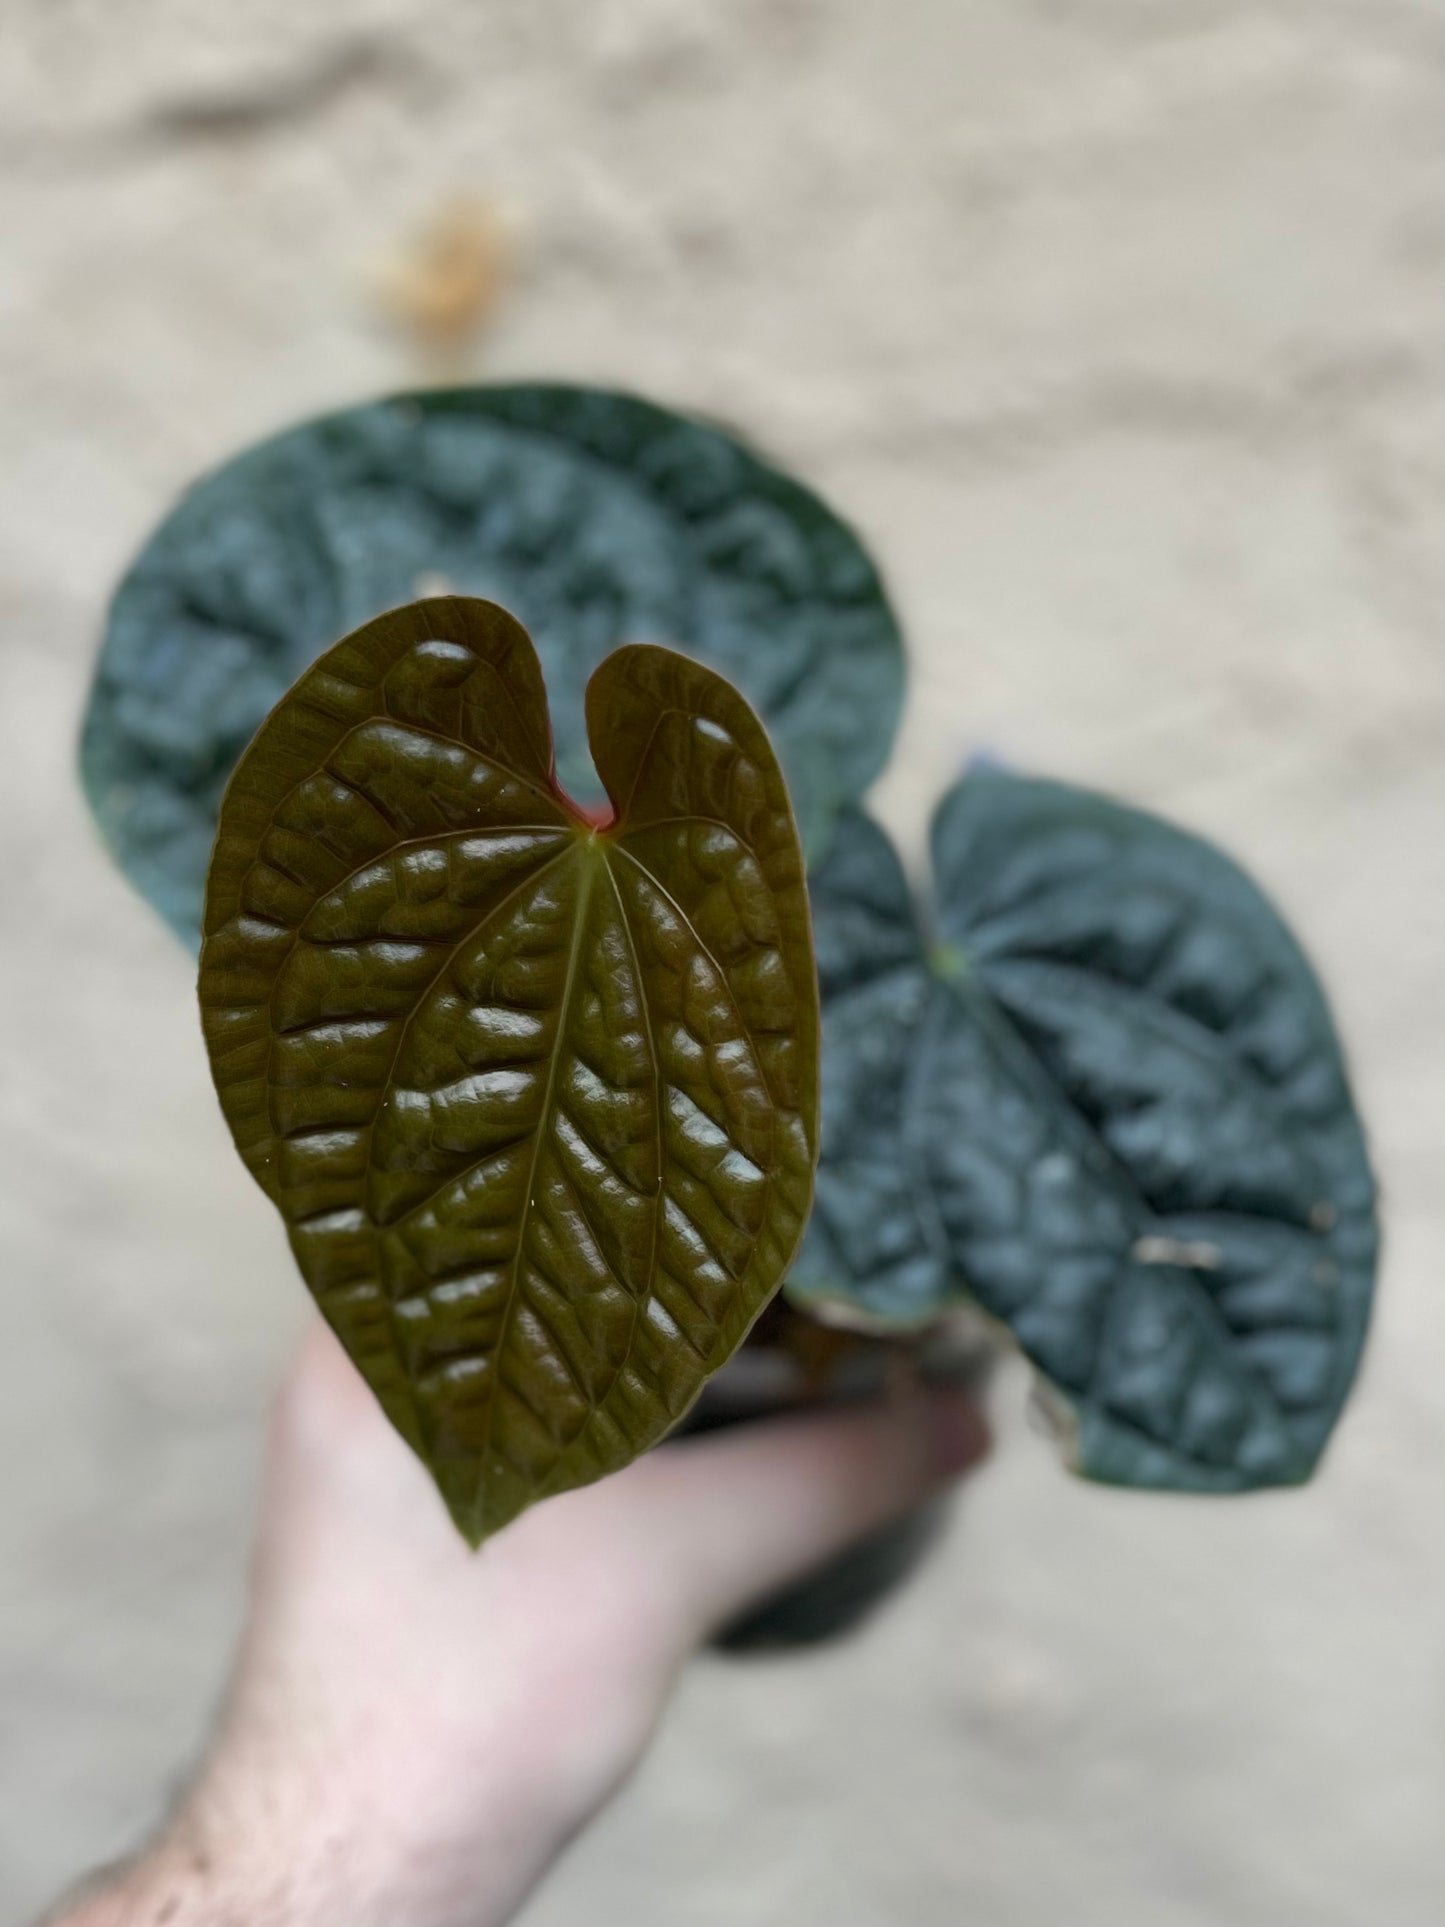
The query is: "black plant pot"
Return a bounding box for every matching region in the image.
[674,1300,994,1652]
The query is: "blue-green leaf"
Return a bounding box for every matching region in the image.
[81,385,904,944]
[789,774,1378,1491]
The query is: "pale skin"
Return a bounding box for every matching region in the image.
[53,1319,989,1927]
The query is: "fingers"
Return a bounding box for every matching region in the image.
[269,1319,989,1653]
[620,1384,990,1641]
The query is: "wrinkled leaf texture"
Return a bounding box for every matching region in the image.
[790,770,1378,1492]
[200,597,819,1543]
[83,385,903,944]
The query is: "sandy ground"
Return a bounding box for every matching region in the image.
[1,5,1440,1923]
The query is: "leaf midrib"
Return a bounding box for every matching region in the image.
[471,839,599,1531]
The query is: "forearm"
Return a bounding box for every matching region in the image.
[46,1334,986,1927]
[52,1806,547,1927]
[50,1793,359,1927]
[48,1736,572,1927]
[53,1824,261,1927]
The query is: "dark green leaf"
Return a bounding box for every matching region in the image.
[82,385,903,943]
[199,596,819,1543]
[789,773,1378,1491]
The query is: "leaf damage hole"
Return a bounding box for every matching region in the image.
[1130,1234,1224,1271]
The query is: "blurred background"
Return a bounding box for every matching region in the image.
[1,3,1441,1922]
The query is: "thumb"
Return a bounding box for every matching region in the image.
[618,1383,990,1641]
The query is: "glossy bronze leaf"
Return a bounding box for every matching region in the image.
[199,597,819,1543]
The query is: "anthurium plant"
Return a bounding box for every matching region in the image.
[81,384,1378,1570]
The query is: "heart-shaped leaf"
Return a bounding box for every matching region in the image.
[83,384,903,944]
[200,596,819,1543]
[788,772,1378,1491]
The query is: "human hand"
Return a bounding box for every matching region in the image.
[60,1317,988,1927]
